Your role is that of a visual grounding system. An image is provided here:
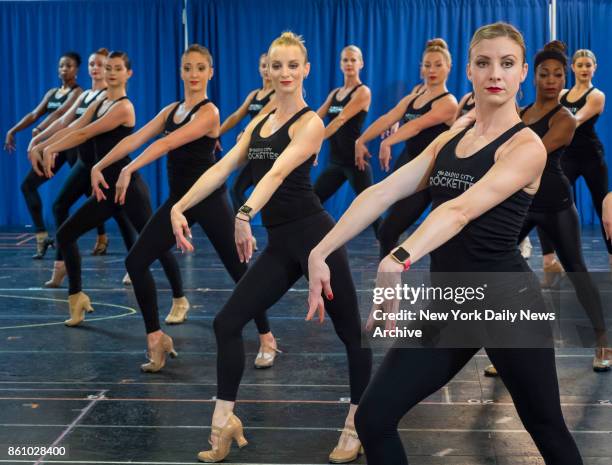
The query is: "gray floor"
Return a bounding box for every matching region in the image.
[0,225,610,464]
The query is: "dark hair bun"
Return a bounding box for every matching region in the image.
[543,40,567,54]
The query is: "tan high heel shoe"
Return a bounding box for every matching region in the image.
[254,343,281,369]
[141,334,178,373]
[32,232,54,260]
[165,296,190,324]
[593,347,611,372]
[197,414,248,463]
[483,364,499,377]
[329,426,364,463]
[540,260,564,288]
[65,292,94,327]
[44,261,66,288]
[91,233,108,255]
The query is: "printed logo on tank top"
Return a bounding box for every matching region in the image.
[328,105,343,115]
[565,105,579,115]
[403,112,421,123]
[248,146,279,160]
[248,103,264,113]
[48,101,62,110]
[429,169,475,191]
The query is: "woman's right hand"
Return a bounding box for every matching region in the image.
[4,132,15,153]
[29,147,45,176]
[355,140,371,172]
[171,205,194,253]
[91,166,109,202]
[365,256,404,331]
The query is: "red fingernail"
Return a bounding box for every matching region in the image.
[327,293,334,300]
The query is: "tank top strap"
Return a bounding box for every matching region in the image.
[519,104,532,117]
[583,87,596,99]
[346,83,364,99]
[428,91,451,105]
[490,122,527,148]
[261,89,275,101]
[187,98,211,118]
[95,96,129,118]
[166,101,183,124]
[285,106,312,127]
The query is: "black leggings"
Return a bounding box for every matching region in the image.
[519,206,607,344]
[314,161,381,236]
[213,211,372,401]
[355,346,582,465]
[56,170,182,297]
[539,152,611,255]
[378,189,431,259]
[230,165,253,212]
[20,150,77,232]
[52,159,106,260]
[125,190,271,335]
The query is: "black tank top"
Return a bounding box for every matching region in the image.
[560,87,603,153]
[247,89,275,119]
[46,86,79,113]
[164,99,222,196]
[91,97,134,172]
[459,92,475,116]
[398,92,451,165]
[76,89,106,167]
[520,104,572,212]
[248,107,324,227]
[428,122,532,272]
[327,84,367,164]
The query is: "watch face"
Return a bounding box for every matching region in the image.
[240,205,252,214]
[393,247,410,262]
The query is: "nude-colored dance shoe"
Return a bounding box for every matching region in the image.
[141,333,178,373]
[254,343,281,369]
[33,232,54,259]
[165,296,190,324]
[593,347,611,372]
[540,260,564,288]
[65,291,94,326]
[197,414,248,463]
[329,426,364,463]
[91,233,108,255]
[44,260,66,288]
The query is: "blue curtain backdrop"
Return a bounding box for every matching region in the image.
[0,0,184,228]
[187,0,548,224]
[3,0,610,228]
[557,0,611,226]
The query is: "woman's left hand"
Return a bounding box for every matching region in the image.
[306,250,333,323]
[114,167,132,205]
[235,217,254,263]
[42,147,58,178]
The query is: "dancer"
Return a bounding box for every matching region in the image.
[308,22,583,465]
[91,44,277,371]
[4,52,82,258]
[171,32,372,463]
[29,49,112,287]
[456,91,475,118]
[219,53,276,212]
[313,45,381,235]
[354,39,457,257]
[485,41,609,375]
[40,51,183,327]
[538,47,611,276]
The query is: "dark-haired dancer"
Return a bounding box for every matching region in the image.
[538,48,611,282]
[308,23,583,465]
[219,53,276,213]
[171,32,371,463]
[314,45,381,236]
[355,39,457,257]
[41,51,182,327]
[30,49,113,287]
[484,41,609,376]
[91,44,277,372]
[4,52,83,258]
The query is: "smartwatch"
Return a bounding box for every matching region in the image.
[390,246,411,271]
[237,204,253,220]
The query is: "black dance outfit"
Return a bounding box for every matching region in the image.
[213,107,372,401]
